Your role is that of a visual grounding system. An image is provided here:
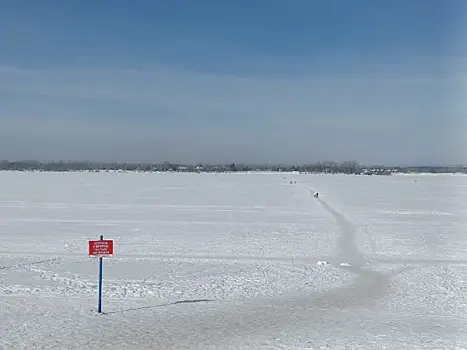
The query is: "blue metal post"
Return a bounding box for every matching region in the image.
[98,235,103,313]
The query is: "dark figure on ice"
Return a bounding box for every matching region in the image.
[314,192,319,198]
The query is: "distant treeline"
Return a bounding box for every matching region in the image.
[1,160,466,175]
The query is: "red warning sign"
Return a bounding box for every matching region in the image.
[89,240,114,257]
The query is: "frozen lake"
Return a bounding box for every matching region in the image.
[1,171,466,349]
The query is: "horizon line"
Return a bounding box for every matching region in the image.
[1,159,466,168]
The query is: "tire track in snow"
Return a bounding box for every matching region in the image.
[317,198,365,267]
[316,196,391,304]
[1,250,466,266]
[0,257,61,271]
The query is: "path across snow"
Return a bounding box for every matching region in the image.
[1,172,467,349]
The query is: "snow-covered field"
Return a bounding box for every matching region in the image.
[1,171,466,349]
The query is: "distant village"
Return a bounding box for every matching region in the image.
[1,160,466,175]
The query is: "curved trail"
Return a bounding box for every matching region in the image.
[317,198,362,265]
[89,189,411,349]
[316,196,392,308]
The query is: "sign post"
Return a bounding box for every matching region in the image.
[89,235,114,313]
[98,240,103,313]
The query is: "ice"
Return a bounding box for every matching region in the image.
[1,171,467,349]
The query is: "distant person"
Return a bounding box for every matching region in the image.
[314,192,319,198]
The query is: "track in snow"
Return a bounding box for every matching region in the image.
[87,189,415,349]
[316,196,396,308]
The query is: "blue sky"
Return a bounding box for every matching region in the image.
[0,0,466,165]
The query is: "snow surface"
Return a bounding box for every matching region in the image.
[1,171,467,349]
